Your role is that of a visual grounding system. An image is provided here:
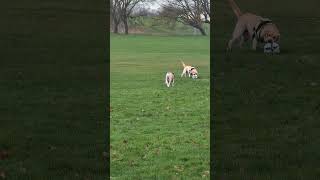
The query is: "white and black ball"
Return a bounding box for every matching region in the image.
[264,42,280,54]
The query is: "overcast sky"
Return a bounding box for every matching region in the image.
[145,0,162,11]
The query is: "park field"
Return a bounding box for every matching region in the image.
[0,1,107,179]
[213,0,320,179]
[110,34,210,179]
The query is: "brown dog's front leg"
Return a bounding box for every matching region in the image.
[227,39,234,51]
[239,36,244,48]
[252,38,258,50]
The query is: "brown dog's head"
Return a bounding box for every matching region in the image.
[190,68,198,79]
[263,31,280,43]
[261,24,280,43]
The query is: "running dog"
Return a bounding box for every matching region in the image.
[165,72,175,87]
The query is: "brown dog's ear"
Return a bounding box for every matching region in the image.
[274,33,280,41]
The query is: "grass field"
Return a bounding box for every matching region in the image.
[213,0,320,179]
[0,1,107,179]
[110,34,210,179]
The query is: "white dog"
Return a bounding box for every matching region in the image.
[180,60,198,79]
[165,72,175,87]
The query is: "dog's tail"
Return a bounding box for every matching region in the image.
[227,0,242,18]
[180,60,186,68]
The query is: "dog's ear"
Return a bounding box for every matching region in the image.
[270,32,280,41]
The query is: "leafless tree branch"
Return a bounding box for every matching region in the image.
[160,0,210,35]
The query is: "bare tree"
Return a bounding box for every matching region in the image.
[158,6,179,29]
[129,6,157,28]
[132,5,156,17]
[111,0,121,33]
[160,0,210,35]
[119,0,141,34]
[200,0,210,23]
[111,0,153,34]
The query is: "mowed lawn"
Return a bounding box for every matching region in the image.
[110,34,210,179]
[213,0,320,179]
[0,2,107,179]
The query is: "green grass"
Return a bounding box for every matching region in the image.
[213,0,320,179]
[110,34,210,179]
[0,1,107,179]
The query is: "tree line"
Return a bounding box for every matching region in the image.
[110,0,211,35]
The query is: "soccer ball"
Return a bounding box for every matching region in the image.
[264,42,280,54]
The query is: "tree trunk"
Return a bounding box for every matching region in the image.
[113,18,120,34]
[191,23,206,36]
[113,23,119,34]
[197,26,206,36]
[123,17,129,35]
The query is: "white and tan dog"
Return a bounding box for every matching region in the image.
[165,72,175,87]
[227,0,280,51]
[180,61,198,79]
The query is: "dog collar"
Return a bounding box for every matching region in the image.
[252,20,273,40]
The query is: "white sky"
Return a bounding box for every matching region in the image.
[144,0,162,11]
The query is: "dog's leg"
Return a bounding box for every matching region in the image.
[227,39,235,51]
[182,68,188,77]
[239,36,244,48]
[252,38,258,50]
[165,77,169,87]
[228,22,245,51]
[181,69,186,77]
[172,79,174,86]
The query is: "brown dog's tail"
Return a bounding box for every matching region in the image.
[227,0,242,18]
[180,60,186,68]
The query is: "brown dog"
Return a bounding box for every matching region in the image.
[180,60,198,79]
[227,0,280,51]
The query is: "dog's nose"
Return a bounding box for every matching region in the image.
[268,39,273,43]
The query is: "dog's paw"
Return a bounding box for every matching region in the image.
[226,45,232,52]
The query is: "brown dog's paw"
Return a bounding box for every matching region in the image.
[226,46,232,52]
